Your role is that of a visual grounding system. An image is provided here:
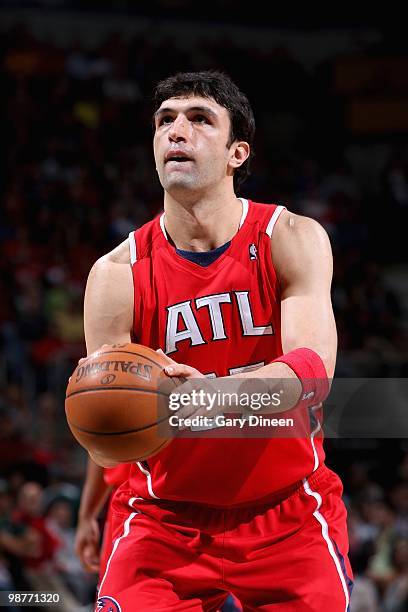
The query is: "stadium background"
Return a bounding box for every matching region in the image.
[0,2,407,610]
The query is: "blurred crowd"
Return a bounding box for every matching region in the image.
[340,447,408,611]
[0,18,407,610]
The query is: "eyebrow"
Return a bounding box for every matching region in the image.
[154,105,219,120]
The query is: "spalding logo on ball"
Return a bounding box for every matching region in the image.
[101,374,116,385]
[65,343,183,465]
[75,358,152,383]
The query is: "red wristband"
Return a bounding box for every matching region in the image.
[272,347,329,406]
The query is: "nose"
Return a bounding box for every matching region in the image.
[168,114,189,142]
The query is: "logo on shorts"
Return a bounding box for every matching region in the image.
[96,596,121,612]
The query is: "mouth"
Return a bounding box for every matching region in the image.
[165,153,193,164]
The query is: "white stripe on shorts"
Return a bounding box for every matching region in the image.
[302,478,349,611]
[98,511,139,597]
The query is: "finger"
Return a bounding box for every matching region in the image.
[170,376,209,399]
[76,344,109,366]
[170,389,212,423]
[164,363,198,377]
[172,403,198,422]
[82,544,100,572]
[191,404,220,421]
[156,349,179,367]
[177,402,217,427]
[82,556,100,573]
[84,344,111,362]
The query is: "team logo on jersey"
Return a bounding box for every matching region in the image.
[165,290,274,354]
[96,596,121,612]
[249,243,257,260]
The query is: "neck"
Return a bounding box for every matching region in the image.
[163,191,243,251]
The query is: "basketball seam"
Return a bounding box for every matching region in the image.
[68,411,171,435]
[65,386,172,399]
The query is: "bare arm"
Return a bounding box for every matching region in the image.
[272,211,337,376]
[84,239,134,353]
[78,462,110,523]
[75,460,110,572]
[75,239,134,568]
[232,211,337,408]
[83,240,134,466]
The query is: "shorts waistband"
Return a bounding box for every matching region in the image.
[119,463,336,513]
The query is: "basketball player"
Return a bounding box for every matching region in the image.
[84,71,353,610]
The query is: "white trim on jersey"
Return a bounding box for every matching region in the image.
[310,406,322,473]
[136,461,160,499]
[128,231,137,264]
[302,479,350,611]
[266,204,286,237]
[97,511,139,596]
[238,197,249,228]
[159,213,169,241]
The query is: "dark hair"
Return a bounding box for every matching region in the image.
[153,70,255,192]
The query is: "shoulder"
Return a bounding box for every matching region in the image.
[273,210,332,257]
[86,238,133,302]
[271,211,333,284]
[95,237,130,268]
[274,210,330,245]
[88,238,131,279]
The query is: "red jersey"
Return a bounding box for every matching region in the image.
[127,199,325,506]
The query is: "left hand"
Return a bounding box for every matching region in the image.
[157,350,221,429]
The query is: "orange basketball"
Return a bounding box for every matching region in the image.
[65,343,181,464]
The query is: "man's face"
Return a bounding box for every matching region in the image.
[153,95,235,195]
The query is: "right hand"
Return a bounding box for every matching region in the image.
[75,516,101,573]
[76,343,112,369]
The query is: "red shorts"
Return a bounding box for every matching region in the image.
[96,464,353,611]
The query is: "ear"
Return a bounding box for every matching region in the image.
[228,141,250,169]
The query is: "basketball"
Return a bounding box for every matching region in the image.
[65,343,181,464]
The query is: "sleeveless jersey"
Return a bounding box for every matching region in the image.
[127,199,325,507]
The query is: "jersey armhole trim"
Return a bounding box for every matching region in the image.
[159,213,169,241]
[238,197,249,228]
[266,205,286,237]
[128,231,137,264]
